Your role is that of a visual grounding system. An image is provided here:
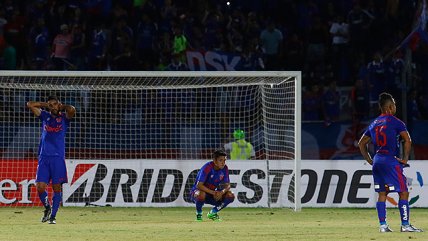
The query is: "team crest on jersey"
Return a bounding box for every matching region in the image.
[56,117,62,123]
[45,124,63,132]
[219,174,224,180]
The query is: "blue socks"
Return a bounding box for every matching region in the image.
[377,200,410,226]
[376,201,386,225]
[399,199,410,225]
[211,196,234,213]
[195,200,204,214]
[51,192,62,219]
[38,191,50,209]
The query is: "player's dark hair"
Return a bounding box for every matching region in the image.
[378,92,393,110]
[47,96,59,102]
[213,149,227,159]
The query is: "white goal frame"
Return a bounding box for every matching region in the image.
[0,71,301,211]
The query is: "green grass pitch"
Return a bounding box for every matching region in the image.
[1,207,427,240]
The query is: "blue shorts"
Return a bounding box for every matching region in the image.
[35,155,68,185]
[190,189,222,206]
[372,156,407,193]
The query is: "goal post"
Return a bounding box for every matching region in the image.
[0,71,301,211]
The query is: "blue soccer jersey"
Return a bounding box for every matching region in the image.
[364,114,408,192]
[364,114,407,159]
[191,161,230,192]
[38,110,70,157]
[36,110,70,184]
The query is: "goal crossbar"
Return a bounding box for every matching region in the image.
[0,71,302,211]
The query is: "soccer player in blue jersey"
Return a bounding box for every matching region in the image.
[358,92,423,233]
[190,149,235,221]
[27,96,76,224]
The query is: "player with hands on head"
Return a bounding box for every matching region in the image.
[358,92,423,233]
[27,96,76,224]
[190,149,235,221]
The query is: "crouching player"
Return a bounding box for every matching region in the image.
[190,149,235,221]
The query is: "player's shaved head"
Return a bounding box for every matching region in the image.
[378,92,395,114]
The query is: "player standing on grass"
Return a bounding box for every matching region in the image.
[358,92,423,233]
[190,149,235,221]
[27,96,76,224]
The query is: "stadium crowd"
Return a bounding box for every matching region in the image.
[0,0,428,123]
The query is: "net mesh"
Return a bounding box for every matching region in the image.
[0,71,301,209]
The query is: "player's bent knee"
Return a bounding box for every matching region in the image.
[194,190,206,202]
[36,182,47,193]
[52,184,62,192]
[225,191,235,201]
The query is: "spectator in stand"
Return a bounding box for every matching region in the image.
[418,92,428,119]
[305,16,329,81]
[226,17,244,53]
[4,9,26,69]
[87,23,107,70]
[303,83,322,121]
[245,12,261,39]
[0,9,7,55]
[31,20,50,70]
[166,52,188,71]
[350,78,370,122]
[1,34,16,69]
[0,9,7,36]
[113,44,136,70]
[226,10,245,53]
[284,33,304,71]
[387,51,404,102]
[110,18,134,70]
[347,2,373,62]
[329,14,350,84]
[136,14,158,70]
[367,51,387,115]
[70,24,86,70]
[172,26,188,62]
[349,78,370,146]
[407,89,422,133]
[202,11,224,51]
[51,24,73,70]
[259,20,283,70]
[239,39,265,71]
[155,32,172,67]
[322,80,341,124]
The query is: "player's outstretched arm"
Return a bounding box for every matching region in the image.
[26,101,48,117]
[60,103,76,119]
[358,134,373,165]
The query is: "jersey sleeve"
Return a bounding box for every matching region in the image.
[39,110,49,121]
[363,128,371,137]
[222,165,230,183]
[196,163,211,183]
[394,117,407,133]
[62,112,71,123]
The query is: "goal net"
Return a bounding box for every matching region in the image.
[0,71,301,211]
